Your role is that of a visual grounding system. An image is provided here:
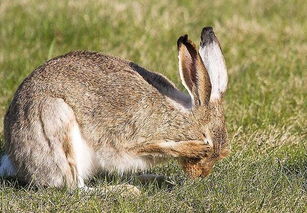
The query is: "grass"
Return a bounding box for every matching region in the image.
[0,0,306,212]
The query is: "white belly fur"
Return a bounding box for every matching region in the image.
[70,123,99,180]
[70,123,152,180]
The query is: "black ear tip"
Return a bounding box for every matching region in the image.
[200,26,216,46]
[177,34,189,49]
[202,26,213,34]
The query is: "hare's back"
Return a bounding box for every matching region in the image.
[10,51,180,145]
[22,51,165,102]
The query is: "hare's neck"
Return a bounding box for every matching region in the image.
[149,111,199,142]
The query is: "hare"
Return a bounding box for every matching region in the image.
[0,26,229,190]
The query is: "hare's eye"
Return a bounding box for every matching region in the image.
[203,132,213,147]
[202,133,209,144]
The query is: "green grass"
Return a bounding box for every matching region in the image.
[0,0,306,212]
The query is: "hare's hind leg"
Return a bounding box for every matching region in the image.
[6,97,95,189]
[37,98,98,189]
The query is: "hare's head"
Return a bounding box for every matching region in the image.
[177,27,229,178]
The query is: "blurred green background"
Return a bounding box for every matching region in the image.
[0,0,306,212]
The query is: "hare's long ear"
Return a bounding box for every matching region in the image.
[199,27,228,102]
[177,34,211,107]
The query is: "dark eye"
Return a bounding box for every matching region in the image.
[202,129,214,147]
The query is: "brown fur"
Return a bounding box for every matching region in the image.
[3,27,229,188]
[62,132,77,186]
[181,144,230,178]
[131,140,212,158]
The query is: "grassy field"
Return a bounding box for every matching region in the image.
[0,0,306,212]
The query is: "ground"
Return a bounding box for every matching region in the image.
[0,0,306,212]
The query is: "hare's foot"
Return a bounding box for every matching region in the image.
[133,140,212,159]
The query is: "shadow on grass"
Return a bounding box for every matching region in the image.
[280,156,307,191]
[0,176,31,190]
[89,172,179,192]
[0,172,180,194]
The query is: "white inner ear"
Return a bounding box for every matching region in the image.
[199,42,228,102]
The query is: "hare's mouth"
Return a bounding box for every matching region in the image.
[181,157,214,178]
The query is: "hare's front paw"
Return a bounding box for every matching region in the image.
[179,141,212,158]
[132,140,212,159]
